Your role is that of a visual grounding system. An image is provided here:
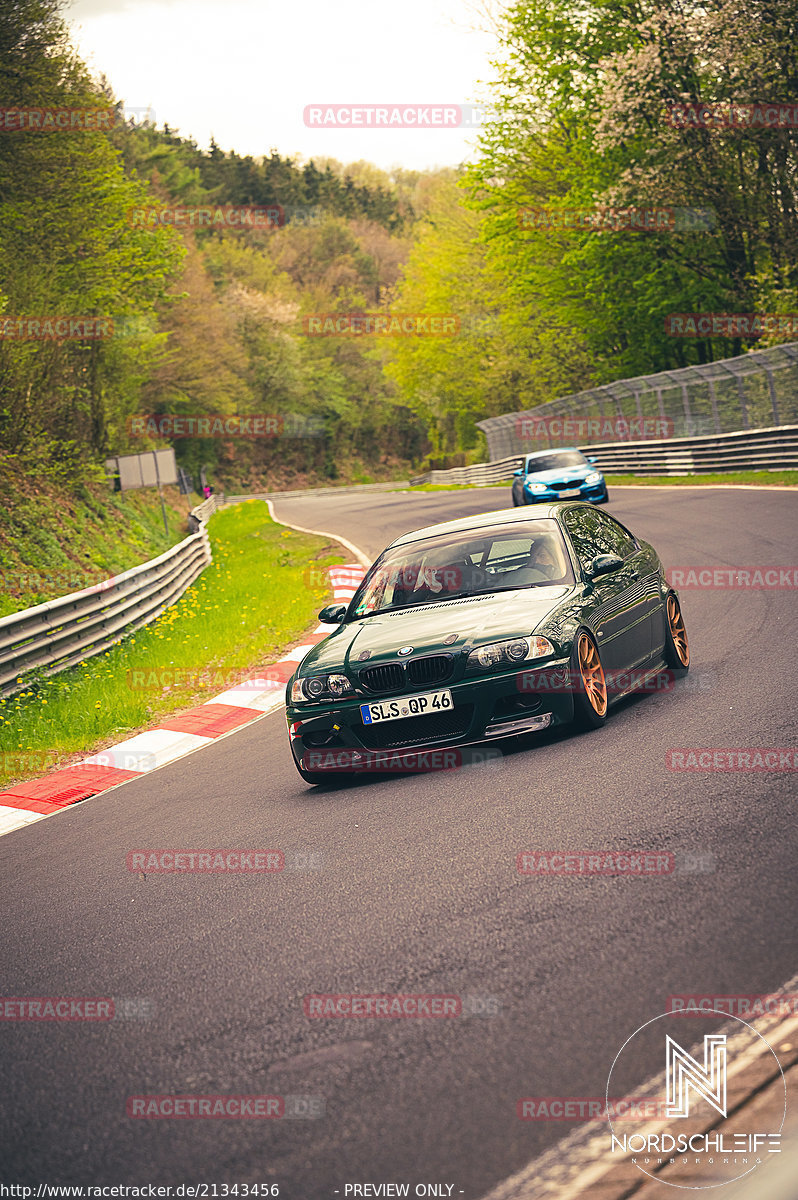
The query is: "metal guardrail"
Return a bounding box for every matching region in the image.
[411,459,522,487]
[0,496,219,699]
[477,342,798,460]
[410,425,798,486]
[575,425,798,474]
[188,492,224,531]
[227,481,410,503]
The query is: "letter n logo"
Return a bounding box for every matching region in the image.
[666,1034,727,1118]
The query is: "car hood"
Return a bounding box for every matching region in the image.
[299,586,573,674]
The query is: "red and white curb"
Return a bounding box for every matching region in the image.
[0,564,366,840]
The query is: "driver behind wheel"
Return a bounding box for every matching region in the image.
[503,536,565,584]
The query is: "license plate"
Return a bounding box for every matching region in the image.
[361,689,453,724]
[558,487,582,498]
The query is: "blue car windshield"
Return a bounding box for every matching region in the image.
[348,520,575,618]
[526,451,587,472]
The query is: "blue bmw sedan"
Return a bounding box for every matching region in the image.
[511,447,608,506]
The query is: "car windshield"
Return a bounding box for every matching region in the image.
[525,451,587,472]
[348,520,575,618]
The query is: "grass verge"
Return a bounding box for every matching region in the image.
[0,471,194,619]
[603,470,798,487]
[0,501,345,789]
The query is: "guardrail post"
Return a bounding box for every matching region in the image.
[765,368,780,425]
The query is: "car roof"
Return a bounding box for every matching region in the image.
[524,446,582,462]
[388,502,575,549]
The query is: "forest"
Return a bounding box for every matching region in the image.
[1,0,796,490]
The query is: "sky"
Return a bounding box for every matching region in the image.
[66,0,502,173]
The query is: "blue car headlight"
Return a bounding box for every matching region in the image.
[585,471,602,484]
[525,481,548,493]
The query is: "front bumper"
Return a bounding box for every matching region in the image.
[521,479,607,504]
[286,659,575,773]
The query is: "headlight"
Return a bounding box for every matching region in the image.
[290,673,354,703]
[466,635,554,671]
[525,481,548,492]
[585,471,602,484]
[327,674,351,697]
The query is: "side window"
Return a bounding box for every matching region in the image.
[563,508,602,570]
[590,512,637,559]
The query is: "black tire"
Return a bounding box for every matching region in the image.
[663,591,690,678]
[512,492,523,507]
[600,486,609,504]
[570,629,608,730]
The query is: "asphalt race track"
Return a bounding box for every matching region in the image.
[1,486,797,1196]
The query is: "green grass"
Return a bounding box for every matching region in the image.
[603,470,798,487]
[401,469,798,492]
[0,501,345,788]
[0,477,194,618]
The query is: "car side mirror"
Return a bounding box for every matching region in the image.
[318,603,347,624]
[588,553,623,579]
[513,469,524,476]
[587,456,597,464]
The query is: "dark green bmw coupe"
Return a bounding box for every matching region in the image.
[285,503,690,784]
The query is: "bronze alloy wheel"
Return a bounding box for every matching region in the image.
[578,631,608,717]
[667,594,690,667]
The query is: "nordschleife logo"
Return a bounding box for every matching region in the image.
[666,1033,727,1119]
[606,1011,785,1189]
